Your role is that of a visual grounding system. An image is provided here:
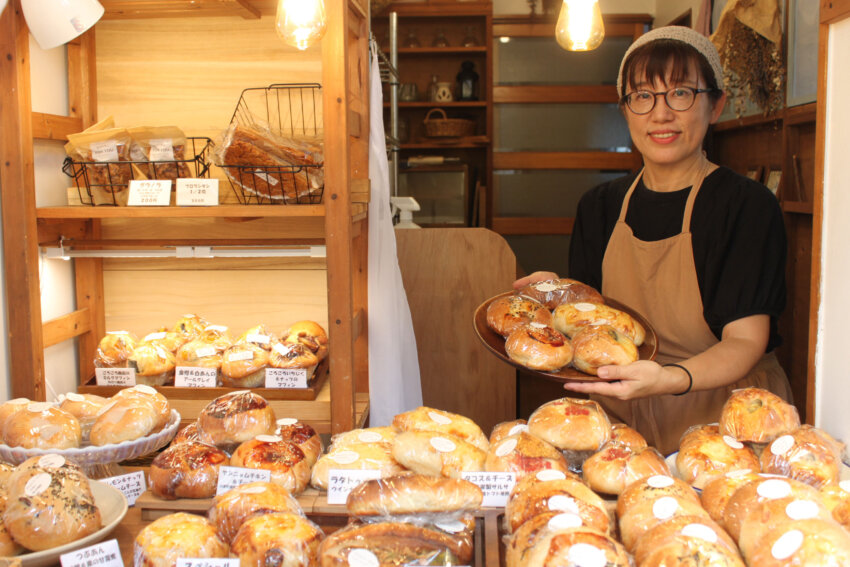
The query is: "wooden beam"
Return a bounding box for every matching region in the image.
[233,0,262,19]
[493,151,640,171]
[493,19,650,39]
[43,309,93,348]
[821,0,850,24]
[67,30,97,128]
[492,216,574,235]
[32,112,84,141]
[100,0,264,19]
[0,1,46,400]
[350,178,370,204]
[493,85,618,104]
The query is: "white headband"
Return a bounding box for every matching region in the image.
[616,26,725,97]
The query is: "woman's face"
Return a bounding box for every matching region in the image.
[623,60,725,171]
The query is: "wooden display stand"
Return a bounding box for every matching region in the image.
[0,0,370,434]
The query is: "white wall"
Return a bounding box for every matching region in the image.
[815,17,850,444]
[654,0,702,27]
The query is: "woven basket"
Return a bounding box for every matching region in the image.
[423,108,476,138]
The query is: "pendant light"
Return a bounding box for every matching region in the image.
[275,0,327,51]
[20,0,104,50]
[555,0,604,52]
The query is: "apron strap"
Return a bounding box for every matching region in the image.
[617,169,644,223]
[680,160,712,233]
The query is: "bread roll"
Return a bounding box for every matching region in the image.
[617,474,701,519]
[149,441,229,500]
[346,474,483,517]
[113,385,171,431]
[281,320,328,361]
[391,431,485,479]
[698,469,762,524]
[722,476,822,542]
[197,325,233,351]
[582,444,670,495]
[208,481,302,544]
[236,324,276,351]
[718,387,800,445]
[274,418,323,466]
[504,511,587,567]
[504,323,573,372]
[175,338,224,377]
[489,419,528,446]
[329,426,397,450]
[128,342,176,386]
[633,514,742,567]
[607,423,648,450]
[90,398,158,446]
[231,512,323,567]
[58,393,108,441]
[3,402,81,449]
[618,494,711,551]
[221,343,269,388]
[738,494,833,561]
[317,521,473,567]
[172,313,210,340]
[94,330,137,367]
[760,425,844,488]
[820,480,850,530]
[505,475,610,535]
[230,435,312,495]
[676,423,760,489]
[139,330,188,353]
[171,420,215,446]
[518,278,604,309]
[392,406,489,452]
[0,398,29,440]
[486,294,552,337]
[744,518,850,566]
[552,301,645,346]
[3,456,101,551]
[484,431,570,481]
[0,487,23,557]
[311,442,405,490]
[267,340,319,376]
[570,324,639,375]
[527,397,612,455]
[0,462,15,488]
[134,512,229,567]
[517,526,632,567]
[198,391,276,449]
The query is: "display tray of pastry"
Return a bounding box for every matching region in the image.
[473,291,657,381]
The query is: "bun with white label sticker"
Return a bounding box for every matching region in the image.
[128,341,177,386]
[510,525,631,567]
[723,476,822,542]
[618,494,711,551]
[617,474,701,519]
[632,514,745,567]
[760,424,844,488]
[231,511,324,567]
[94,330,138,368]
[504,323,573,372]
[746,519,850,566]
[230,435,312,495]
[392,406,489,451]
[220,343,269,388]
[518,278,605,310]
[209,481,301,543]
[273,418,323,466]
[198,390,276,449]
[58,392,108,441]
[485,294,552,337]
[505,475,609,535]
[3,403,82,450]
[329,427,397,451]
[280,320,329,361]
[391,431,485,479]
[310,442,404,490]
[583,444,671,496]
[134,512,229,564]
[484,431,570,482]
[552,301,645,346]
[718,387,800,444]
[676,423,760,489]
[3,456,101,550]
[346,473,483,516]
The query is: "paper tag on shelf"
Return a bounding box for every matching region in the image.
[216,466,271,495]
[97,471,146,506]
[176,560,240,567]
[128,179,172,206]
[95,367,136,386]
[176,178,219,206]
[60,538,122,567]
[461,471,516,507]
[327,469,383,505]
[265,368,308,389]
[175,367,218,388]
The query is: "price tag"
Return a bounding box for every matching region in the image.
[176,178,219,206]
[98,471,146,506]
[461,471,516,507]
[326,469,383,505]
[216,466,271,495]
[175,367,218,388]
[176,560,240,567]
[265,368,308,389]
[60,538,122,567]
[95,367,136,386]
[128,179,172,206]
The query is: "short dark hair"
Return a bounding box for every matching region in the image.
[620,39,723,103]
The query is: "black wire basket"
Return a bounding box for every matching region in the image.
[218,83,324,205]
[63,137,214,206]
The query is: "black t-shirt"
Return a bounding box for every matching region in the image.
[568,166,786,352]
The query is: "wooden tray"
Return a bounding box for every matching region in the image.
[473,292,658,382]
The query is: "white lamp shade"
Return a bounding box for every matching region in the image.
[22,0,104,50]
[1,0,8,18]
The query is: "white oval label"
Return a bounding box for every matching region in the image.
[723,435,744,450]
[771,435,795,456]
[537,470,567,482]
[771,529,803,560]
[38,454,65,469]
[430,437,457,453]
[227,350,255,362]
[434,520,466,534]
[647,475,675,488]
[246,333,270,345]
[256,435,282,443]
[681,523,718,543]
[65,392,85,402]
[534,282,558,292]
[330,450,360,465]
[567,543,607,567]
[785,499,820,520]
[427,411,452,425]
[508,424,528,436]
[134,385,158,395]
[652,496,679,520]
[347,549,379,567]
[496,438,518,457]
[357,431,384,443]
[27,402,51,412]
[25,473,52,497]
[757,478,792,500]
[547,513,583,530]
[241,485,267,494]
[144,332,167,341]
[573,303,596,312]
[547,495,580,514]
[277,418,298,426]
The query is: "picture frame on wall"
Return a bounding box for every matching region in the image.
[745,166,763,183]
[765,168,782,197]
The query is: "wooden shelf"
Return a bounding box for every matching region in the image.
[36,204,325,219]
[401,138,490,149]
[781,201,814,215]
[398,46,488,55]
[387,101,488,108]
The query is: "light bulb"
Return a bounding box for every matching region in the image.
[275,0,327,51]
[555,0,604,52]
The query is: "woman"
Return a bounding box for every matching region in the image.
[514,26,792,455]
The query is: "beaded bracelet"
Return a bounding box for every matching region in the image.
[663,363,693,396]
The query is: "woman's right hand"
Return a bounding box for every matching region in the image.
[512,271,559,290]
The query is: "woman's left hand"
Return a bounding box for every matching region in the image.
[561,360,689,399]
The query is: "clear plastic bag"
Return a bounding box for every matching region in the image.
[208,481,303,544]
[392,406,489,452]
[760,425,845,488]
[676,423,760,489]
[149,440,229,499]
[345,474,483,519]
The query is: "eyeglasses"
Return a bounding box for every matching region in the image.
[621,86,718,115]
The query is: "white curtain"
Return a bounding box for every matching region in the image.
[367,43,422,425]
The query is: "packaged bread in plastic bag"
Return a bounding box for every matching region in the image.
[65,127,133,192]
[197,390,277,450]
[230,435,312,495]
[675,423,760,489]
[208,481,303,544]
[231,511,324,567]
[134,513,228,566]
[759,424,845,488]
[505,472,610,535]
[94,330,138,368]
[345,474,483,520]
[149,440,229,499]
[311,442,405,490]
[582,444,670,496]
[128,125,192,181]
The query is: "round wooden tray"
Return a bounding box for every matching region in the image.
[473,292,658,382]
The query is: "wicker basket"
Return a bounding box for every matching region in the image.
[423,108,476,138]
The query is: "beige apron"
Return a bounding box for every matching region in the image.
[595,165,792,455]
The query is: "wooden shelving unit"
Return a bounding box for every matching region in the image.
[0,0,370,434]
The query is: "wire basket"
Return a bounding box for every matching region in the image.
[219,83,324,205]
[63,137,213,206]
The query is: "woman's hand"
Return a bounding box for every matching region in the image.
[560,360,690,399]
[512,271,559,290]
